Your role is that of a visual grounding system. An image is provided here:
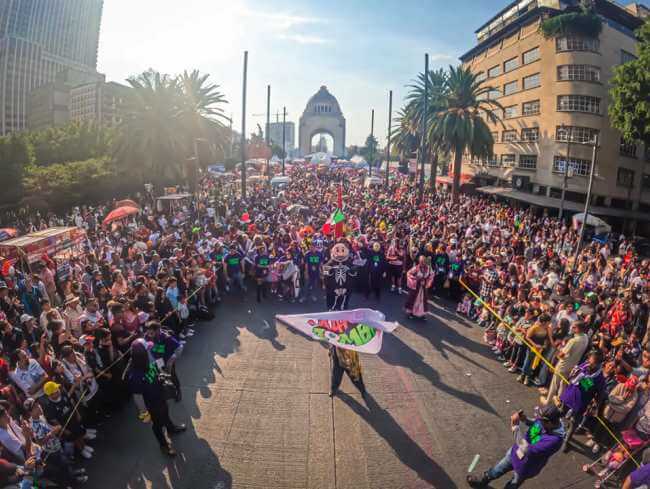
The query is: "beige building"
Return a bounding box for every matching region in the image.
[69,81,129,128]
[459,0,650,230]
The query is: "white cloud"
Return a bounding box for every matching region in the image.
[277,33,333,45]
[238,9,327,30]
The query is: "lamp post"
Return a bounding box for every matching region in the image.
[558,124,572,221]
[369,108,375,177]
[265,85,271,181]
[418,53,429,204]
[572,134,599,270]
[385,90,393,187]
[282,106,286,176]
[241,51,248,200]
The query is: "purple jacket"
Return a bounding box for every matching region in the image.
[510,420,563,480]
[560,362,605,415]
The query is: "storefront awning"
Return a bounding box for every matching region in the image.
[476,186,650,221]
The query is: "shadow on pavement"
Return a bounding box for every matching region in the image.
[338,391,458,489]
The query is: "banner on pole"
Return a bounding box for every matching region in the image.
[276,308,398,354]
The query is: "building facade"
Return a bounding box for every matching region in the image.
[0,0,103,134]
[268,121,295,152]
[460,0,650,223]
[69,81,128,128]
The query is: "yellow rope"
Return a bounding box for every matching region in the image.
[459,278,640,468]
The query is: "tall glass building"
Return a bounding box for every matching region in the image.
[0,0,103,134]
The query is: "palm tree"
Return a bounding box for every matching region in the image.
[177,69,229,162]
[401,69,448,189]
[117,70,186,182]
[390,107,419,162]
[430,66,502,201]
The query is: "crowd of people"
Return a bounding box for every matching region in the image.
[0,164,646,487]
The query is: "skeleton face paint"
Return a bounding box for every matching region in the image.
[331,243,350,263]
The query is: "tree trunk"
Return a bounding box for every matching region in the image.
[451,146,463,202]
[429,151,438,192]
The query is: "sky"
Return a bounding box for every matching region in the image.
[98,0,634,148]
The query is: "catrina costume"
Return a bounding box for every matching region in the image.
[322,241,357,311]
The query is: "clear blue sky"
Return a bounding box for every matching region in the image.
[98,0,635,148]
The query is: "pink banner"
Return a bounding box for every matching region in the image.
[276,308,398,354]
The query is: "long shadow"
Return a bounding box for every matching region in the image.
[338,391,458,489]
[380,333,498,417]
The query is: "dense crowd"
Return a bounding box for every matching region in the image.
[0,165,646,487]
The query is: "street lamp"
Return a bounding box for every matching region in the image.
[558,124,572,221]
[572,134,599,270]
[418,53,429,204]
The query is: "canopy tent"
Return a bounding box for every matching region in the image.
[572,212,612,234]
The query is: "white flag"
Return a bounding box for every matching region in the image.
[276,308,399,354]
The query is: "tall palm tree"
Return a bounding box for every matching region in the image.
[177,70,229,162]
[402,69,448,189]
[390,107,419,162]
[117,70,187,182]
[430,66,502,201]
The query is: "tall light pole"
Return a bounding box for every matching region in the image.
[369,108,375,177]
[418,53,429,204]
[241,51,248,200]
[265,84,271,181]
[282,106,286,176]
[573,134,599,270]
[385,90,393,187]
[558,124,572,221]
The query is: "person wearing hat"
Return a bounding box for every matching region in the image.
[467,404,564,488]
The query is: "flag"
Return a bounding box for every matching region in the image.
[276,308,399,354]
[322,182,346,237]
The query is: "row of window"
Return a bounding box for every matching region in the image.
[557,64,600,82]
[498,127,539,143]
[483,46,540,80]
[478,154,538,169]
[500,72,541,96]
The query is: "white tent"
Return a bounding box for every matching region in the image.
[572,212,612,234]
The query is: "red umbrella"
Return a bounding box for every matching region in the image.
[115,199,140,209]
[103,206,139,227]
[0,228,17,241]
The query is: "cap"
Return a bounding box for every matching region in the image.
[43,381,61,397]
[23,398,37,412]
[79,335,95,347]
[19,314,34,324]
[538,404,561,423]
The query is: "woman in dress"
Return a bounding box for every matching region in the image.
[404,256,434,320]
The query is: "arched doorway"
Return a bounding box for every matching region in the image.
[310,130,334,153]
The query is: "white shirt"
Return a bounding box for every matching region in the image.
[9,360,46,398]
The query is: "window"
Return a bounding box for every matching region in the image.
[521,127,539,142]
[522,47,540,64]
[522,100,540,116]
[487,155,499,167]
[620,138,637,158]
[555,126,599,144]
[503,80,518,95]
[501,154,516,167]
[488,65,502,78]
[504,105,518,119]
[519,155,538,169]
[553,156,591,176]
[491,132,499,143]
[487,89,501,100]
[557,64,600,82]
[621,50,637,64]
[522,73,540,89]
[556,36,600,53]
[557,95,600,114]
[502,130,518,142]
[476,71,487,82]
[643,173,650,190]
[504,57,519,72]
[617,167,635,187]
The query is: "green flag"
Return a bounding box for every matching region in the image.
[331,208,345,224]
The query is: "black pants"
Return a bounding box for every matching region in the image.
[256,278,267,302]
[326,291,350,311]
[330,352,366,395]
[147,398,175,448]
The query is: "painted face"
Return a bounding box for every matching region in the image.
[372,242,381,252]
[330,243,350,263]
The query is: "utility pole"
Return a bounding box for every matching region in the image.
[385,90,393,187]
[418,53,429,204]
[241,51,248,200]
[265,85,271,181]
[573,135,599,270]
[369,108,375,177]
[282,106,286,176]
[558,124,571,221]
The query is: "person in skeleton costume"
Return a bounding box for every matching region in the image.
[322,240,357,311]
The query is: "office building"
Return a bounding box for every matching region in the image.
[0,0,103,134]
[459,0,650,225]
[69,80,129,128]
[268,121,295,152]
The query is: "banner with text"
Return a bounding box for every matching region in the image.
[276,308,399,354]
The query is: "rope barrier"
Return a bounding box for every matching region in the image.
[458,278,640,468]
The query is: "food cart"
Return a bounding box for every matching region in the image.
[0,227,87,276]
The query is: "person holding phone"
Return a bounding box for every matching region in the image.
[467,405,564,488]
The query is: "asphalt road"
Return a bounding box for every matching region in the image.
[85,287,600,489]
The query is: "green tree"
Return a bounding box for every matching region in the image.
[361,134,379,166]
[0,134,30,204]
[271,144,286,159]
[609,19,650,145]
[430,66,502,201]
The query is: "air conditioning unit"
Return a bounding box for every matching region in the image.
[512,175,531,191]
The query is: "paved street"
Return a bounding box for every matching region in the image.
[87,289,598,489]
